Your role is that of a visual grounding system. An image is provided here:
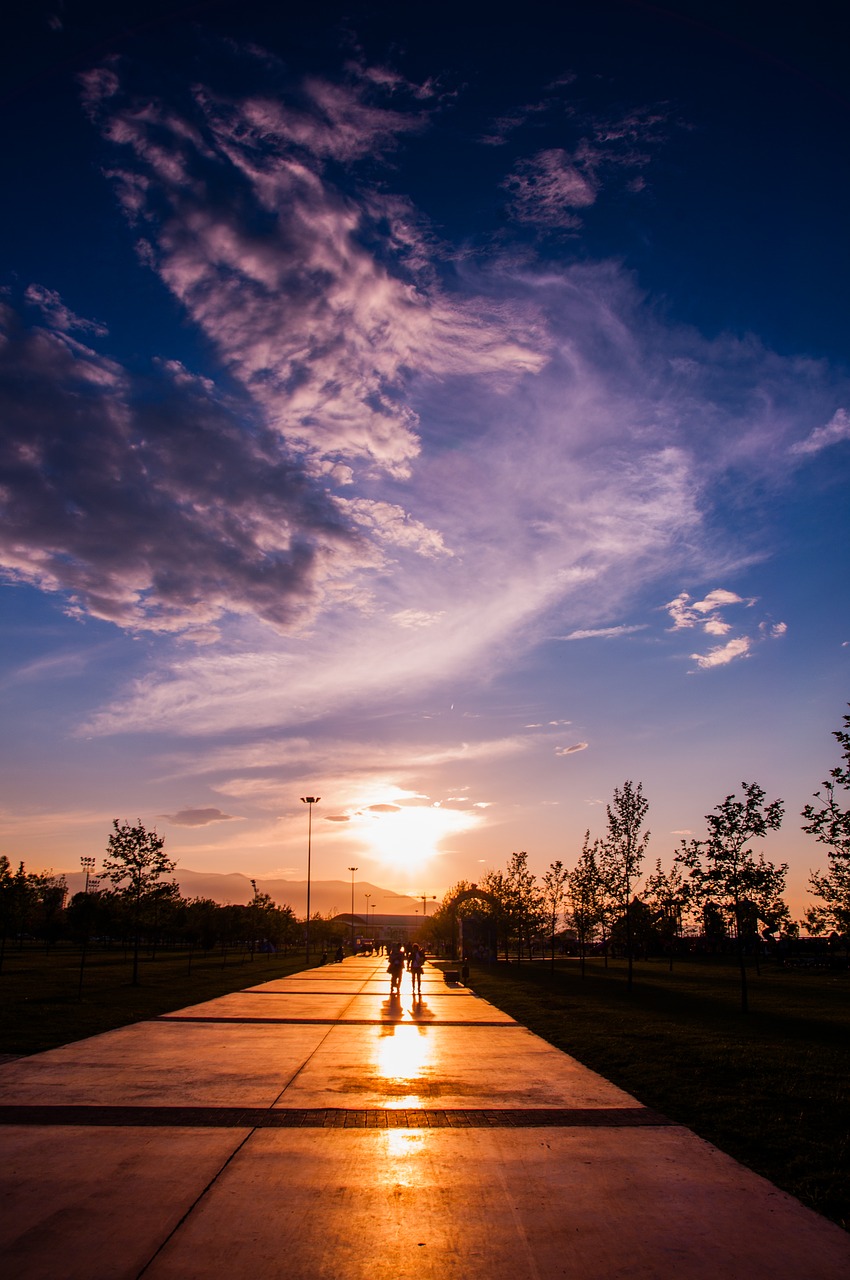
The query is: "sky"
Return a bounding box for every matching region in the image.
[1,0,849,918]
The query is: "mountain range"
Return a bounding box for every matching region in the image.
[61,867,425,918]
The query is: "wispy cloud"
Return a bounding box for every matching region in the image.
[555,742,589,755]
[558,624,647,641]
[790,407,850,456]
[502,103,671,232]
[82,56,543,480]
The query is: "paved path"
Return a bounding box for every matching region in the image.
[1,956,847,1278]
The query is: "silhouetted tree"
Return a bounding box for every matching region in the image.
[644,858,689,970]
[568,833,604,976]
[504,851,543,961]
[102,819,177,985]
[803,706,850,946]
[541,860,569,973]
[676,782,785,1013]
[600,781,650,990]
[479,870,512,959]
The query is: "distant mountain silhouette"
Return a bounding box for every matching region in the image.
[62,866,424,917]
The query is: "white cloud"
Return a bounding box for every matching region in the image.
[555,742,589,755]
[666,589,756,631]
[671,590,787,672]
[690,636,751,669]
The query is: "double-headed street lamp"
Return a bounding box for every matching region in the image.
[348,866,358,951]
[301,797,320,963]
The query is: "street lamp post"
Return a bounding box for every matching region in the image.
[250,877,258,961]
[301,796,320,964]
[364,892,372,939]
[348,866,358,951]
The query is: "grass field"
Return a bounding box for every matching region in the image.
[456,955,849,1232]
[0,941,311,1057]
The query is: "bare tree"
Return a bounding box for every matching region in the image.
[600,781,650,990]
[676,783,785,1013]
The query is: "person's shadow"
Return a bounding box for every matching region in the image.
[409,997,435,1025]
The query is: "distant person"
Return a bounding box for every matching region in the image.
[410,943,425,997]
[387,943,404,997]
[335,945,344,963]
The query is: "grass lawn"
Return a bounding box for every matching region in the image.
[0,941,312,1057]
[458,955,849,1232]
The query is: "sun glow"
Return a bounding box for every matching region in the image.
[357,802,479,872]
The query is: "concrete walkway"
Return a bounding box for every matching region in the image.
[1,956,847,1278]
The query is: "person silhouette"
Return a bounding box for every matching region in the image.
[387,943,404,997]
[410,943,424,997]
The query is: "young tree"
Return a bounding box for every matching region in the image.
[568,833,604,976]
[505,851,543,962]
[644,859,689,970]
[600,781,650,989]
[541,860,569,973]
[102,819,177,985]
[478,869,512,960]
[803,706,850,944]
[676,782,785,1013]
[0,858,32,970]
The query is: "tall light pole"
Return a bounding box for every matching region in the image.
[419,893,436,916]
[78,857,97,1000]
[364,892,372,937]
[301,797,320,964]
[348,866,358,951]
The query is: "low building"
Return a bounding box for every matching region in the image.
[332,912,425,945]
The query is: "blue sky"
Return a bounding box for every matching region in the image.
[1,0,848,915]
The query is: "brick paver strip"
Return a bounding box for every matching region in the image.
[159,1015,518,1026]
[0,1104,674,1129]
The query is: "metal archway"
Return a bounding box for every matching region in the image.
[447,885,500,961]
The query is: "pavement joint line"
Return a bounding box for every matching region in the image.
[0,1105,677,1129]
